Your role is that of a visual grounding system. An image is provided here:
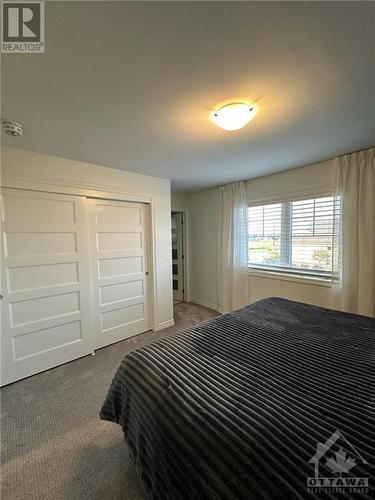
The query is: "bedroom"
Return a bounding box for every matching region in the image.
[1,1,374,499]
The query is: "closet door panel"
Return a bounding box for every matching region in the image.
[1,189,93,386]
[88,200,151,349]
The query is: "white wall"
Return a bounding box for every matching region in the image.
[188,188,219,310]
[1,147,174,330]
[184,160,336,312]
[171,193,189,211]
[246,160,334,202]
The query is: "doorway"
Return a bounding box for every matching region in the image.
[171,211,185,303]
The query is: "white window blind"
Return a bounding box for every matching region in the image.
[248,196,337,278]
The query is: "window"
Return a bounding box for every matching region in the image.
[248,196,337,279]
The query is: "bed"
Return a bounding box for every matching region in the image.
[101,297,375,499]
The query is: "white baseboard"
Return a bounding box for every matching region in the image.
[190,298,220,313]
[153,318,175,332]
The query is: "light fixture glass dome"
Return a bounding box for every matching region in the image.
[210,102,256,131]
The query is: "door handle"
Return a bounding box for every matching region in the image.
[0,294,3,300]
[145,272,149,276]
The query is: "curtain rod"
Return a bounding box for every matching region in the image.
[336,145,374,158]
[217,146,374,190]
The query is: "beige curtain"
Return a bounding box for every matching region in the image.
[217,181,249,313]
[333,147,375,316]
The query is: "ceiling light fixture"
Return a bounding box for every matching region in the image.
[2,120,23,137]
[210,102,256,131]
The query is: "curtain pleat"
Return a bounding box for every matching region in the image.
[217,181,249,313]
[332,147,375,316]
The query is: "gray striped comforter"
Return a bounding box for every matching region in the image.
[101,298,375,499]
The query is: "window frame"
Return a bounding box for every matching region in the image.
[247,191,336,282]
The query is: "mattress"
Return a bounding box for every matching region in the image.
[101,297,375,499]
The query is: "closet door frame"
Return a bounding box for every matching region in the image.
[0,180,158,383]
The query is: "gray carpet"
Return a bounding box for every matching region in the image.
[0,303,218,500]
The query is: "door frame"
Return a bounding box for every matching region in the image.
[171,208,191,303]
[0,178,158,333]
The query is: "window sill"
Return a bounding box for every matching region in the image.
[248,268,332,287]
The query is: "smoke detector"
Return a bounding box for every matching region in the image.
[2,121,23,137]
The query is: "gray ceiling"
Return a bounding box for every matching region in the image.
[2,1,374,192]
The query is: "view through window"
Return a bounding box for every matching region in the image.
[248,196,337,278]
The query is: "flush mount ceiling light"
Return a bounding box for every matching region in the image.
[2,120,23,136]
[210,102,257,131]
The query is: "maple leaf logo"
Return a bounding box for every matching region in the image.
[326,447,357,477]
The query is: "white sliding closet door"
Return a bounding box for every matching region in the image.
[88,199,151,349]
[1,189,93,386]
